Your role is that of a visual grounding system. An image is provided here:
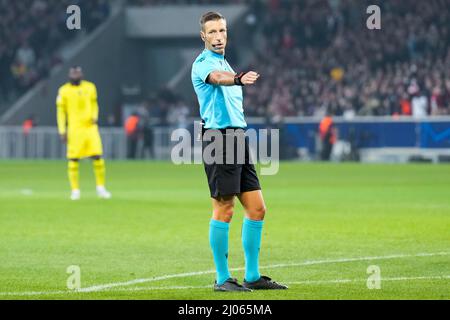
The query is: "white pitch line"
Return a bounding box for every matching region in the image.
[84,275,450,293]
[3,275,449,297]
[286,275,450,285]
[76,270,217,293]
[0,251,449,297]
[78,251,450,293]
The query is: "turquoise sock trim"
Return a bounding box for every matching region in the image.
[210,219,230,230]
[244,217,264,228]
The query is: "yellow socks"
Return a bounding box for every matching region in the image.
[68,160,80,191]
[68,158,106,192]
[93,158,106,188]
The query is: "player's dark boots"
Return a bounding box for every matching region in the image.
[243,276,288,290]
[214,278,252,292]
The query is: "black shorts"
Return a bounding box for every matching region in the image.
[202,128,261,199]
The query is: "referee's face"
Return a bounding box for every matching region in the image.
[201,19,227,55]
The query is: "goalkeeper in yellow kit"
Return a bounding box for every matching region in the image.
[56,66,111,200]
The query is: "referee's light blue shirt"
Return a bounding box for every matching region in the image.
[191,49,247,129]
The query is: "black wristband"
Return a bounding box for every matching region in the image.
[234,72,246,86]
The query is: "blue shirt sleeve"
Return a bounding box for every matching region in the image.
[193,57,218,83]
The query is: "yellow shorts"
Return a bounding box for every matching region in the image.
[67,126,103,159]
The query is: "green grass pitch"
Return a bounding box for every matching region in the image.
[0,161,449,300]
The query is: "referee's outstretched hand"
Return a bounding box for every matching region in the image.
[241,71,260,85]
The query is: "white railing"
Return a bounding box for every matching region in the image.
[0,126,176,160]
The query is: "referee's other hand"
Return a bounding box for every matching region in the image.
[241,71,260,85]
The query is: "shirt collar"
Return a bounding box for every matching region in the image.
[204,49,225,60]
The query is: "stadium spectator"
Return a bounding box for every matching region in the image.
[15,42,36,69]
[125,112,141,159]
[140,116,155,159]
[22,114,37,136]
[167,99,190,129]
[411,90,429,119]
[319,113,337,161]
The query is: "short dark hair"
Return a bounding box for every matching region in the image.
[200,11,225,30]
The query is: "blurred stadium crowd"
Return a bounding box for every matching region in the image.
[243,0,450,118]
[128,0,449,122]
[128,0,245,5]
[0,0,109,109]
[1,0,449,124]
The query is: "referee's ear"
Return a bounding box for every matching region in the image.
[200,31,206,42]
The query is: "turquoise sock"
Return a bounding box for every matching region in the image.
[242,217,264,282]
[209,219,231,285]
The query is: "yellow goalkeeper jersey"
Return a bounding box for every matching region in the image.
[56,80,99,135]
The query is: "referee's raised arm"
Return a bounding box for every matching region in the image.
[207,70,260,86]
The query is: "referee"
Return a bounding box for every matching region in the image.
[191,12,287,292]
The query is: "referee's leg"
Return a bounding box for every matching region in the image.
[238,190,266,282]
[212,195,235,223]
[238,190,288,289]
[209,196,235,286]
[238,190,266,221]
